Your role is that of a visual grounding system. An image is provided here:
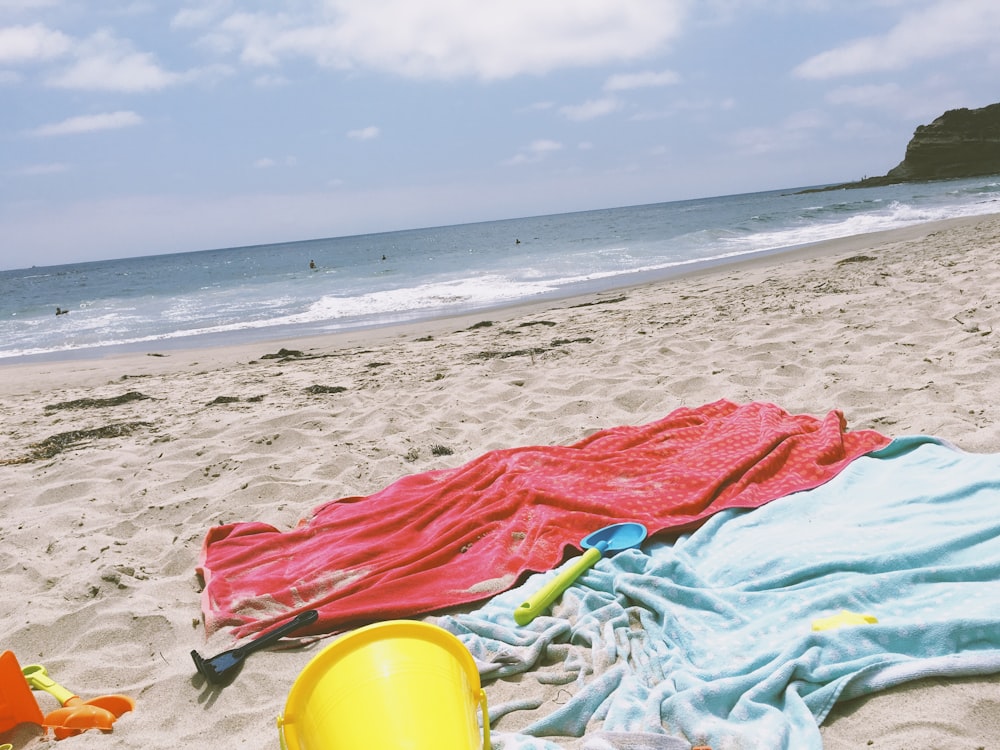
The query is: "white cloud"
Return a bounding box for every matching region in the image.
[172,1,233,29]
[795,0,1000,79]
[560,97,621,121]
[46,30,182,92]
[103,2,157,18]
[504,139,563,165]
[28,110,143,137]
[604,69,680,91]
[0,23,72,64]
[0,22,200,92]
[203,0,688,80]
[347,125,380,140]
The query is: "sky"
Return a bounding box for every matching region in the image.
[2,0,999,270]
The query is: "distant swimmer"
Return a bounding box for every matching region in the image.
[381,254,387,261]
[309,259,317,270]
[55,307,69,316]
[515,238,521,244]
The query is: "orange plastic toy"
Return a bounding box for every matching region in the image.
[21,664,134,740]
[0,651,44,734]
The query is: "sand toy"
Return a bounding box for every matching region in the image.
[515,522,647,625]
[192,609,318,686]
[21,664,134,740]
[812,609,879,631]
[0,651,44,734]
[277,620,490,750]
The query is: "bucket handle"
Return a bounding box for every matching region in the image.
[277,715,289,750]
[477,688,491,750]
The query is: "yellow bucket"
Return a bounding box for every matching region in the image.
[277,620,490,750]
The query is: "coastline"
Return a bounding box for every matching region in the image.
[0,212,993,381]
[3,211,1000,748]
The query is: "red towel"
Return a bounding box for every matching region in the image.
[198,400,889,638]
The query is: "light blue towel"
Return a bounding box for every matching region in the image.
[436,437,1000,749]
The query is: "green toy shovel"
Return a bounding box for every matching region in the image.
[514,522,647,625]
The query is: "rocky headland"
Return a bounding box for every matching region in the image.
[804,102,1000,192]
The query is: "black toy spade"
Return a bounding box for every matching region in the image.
[191,609,318,686]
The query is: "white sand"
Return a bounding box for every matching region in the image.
[2,213,1000,749]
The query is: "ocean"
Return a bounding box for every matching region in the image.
[2,176,999,362]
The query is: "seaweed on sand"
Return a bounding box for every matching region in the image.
[44,391,152,412]
[259,347,365,364]
[303,385,348,395]
[260,348,305,360]
[569,295,627,308]
[2,422,154,465]
[472,337,595,361]
[835,254,876,266]
[206,395,265,406]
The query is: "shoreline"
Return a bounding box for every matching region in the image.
[0,212,992,381]
[3,210,1000,749]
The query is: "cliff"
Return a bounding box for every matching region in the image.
[804,102,1000,192]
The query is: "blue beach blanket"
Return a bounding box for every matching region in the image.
[436,437,1000,749]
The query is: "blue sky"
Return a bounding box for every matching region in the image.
[2,0,999,270]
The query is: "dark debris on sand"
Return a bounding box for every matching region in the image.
[473,336,594,361]
[2,422,154,465]
[569,295,627,308]
[259,347,369,364]
[835,254,877,266]
[206,395,265,406]
[303,385,349,395]
[261,348,306,360]
[44,391,152,412]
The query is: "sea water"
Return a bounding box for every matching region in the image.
[2,176,999,362]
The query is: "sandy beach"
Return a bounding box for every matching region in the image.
[3,212,1000,749]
